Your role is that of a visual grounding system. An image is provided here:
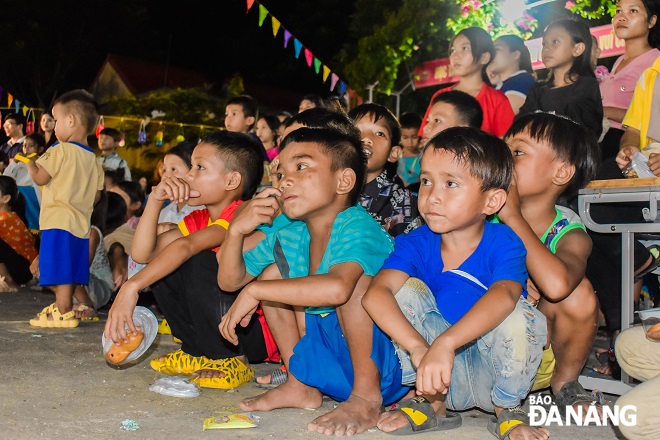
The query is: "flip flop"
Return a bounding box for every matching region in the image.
[149,349,208,375]
[191,357,254,389]
[385,396,462,435]
[256,365,288,389]
[487,406,530,439]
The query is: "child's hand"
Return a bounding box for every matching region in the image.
[30,256,39,279]
[647,153,660,177]
[415,338,455,396]
[156,222,178,235]
[409,345,429,370]
[104,281,140,345]
[218,284,261,345]
[616,146,641,171]
[151,176,200,203]
[498,175,522,223]
[269,158,280,187]
[228,187,281,237]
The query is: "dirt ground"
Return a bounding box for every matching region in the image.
[0,288,626,439]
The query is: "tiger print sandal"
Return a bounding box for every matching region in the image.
[191,357,254,389]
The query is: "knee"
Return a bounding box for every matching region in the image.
[615,327,646,372]
[561,279,599,322]
[394,277,434,310]
[494,301,546,352]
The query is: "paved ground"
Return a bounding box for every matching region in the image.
[0,288,627,439]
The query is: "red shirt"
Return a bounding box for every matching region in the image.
[419,83,514,138]
[177,200,242,252]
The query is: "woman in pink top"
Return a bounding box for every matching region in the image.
[599,0,660,161]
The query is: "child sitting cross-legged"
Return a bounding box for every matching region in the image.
[216,127,410,436]
[104,130,270,389]
[362,127,549,438]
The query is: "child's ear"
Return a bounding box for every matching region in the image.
[552,162,575,187]
[478,52,491,65]
[483,188,507,215]
[336,168,357,197]
[388,145,402,163]
[226,170,242,192]
[572,42,586,57]
[0,193,10,205]
[246,116,255,129]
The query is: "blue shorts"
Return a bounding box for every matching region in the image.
[289,312,409,405]
[39,229,89,286]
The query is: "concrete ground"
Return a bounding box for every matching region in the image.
[0,288,626,439]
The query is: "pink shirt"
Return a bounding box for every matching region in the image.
[600,48,660,130]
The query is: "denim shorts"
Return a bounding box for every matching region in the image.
[393,278,547,411]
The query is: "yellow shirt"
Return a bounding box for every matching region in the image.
[37,141,104,238]
[622,56,660,150]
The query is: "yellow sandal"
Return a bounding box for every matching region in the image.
[29,304,79,328]
[150,349,207,375]
[191,357,254,389]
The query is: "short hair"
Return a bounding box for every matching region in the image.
[284,107,360,140]
[53,89,99,136]
[201,130,264,200]
[100,127,121,142]
[505,112,600,198]
[301,94,324,108]
[279,127,366,206]
[347,103,402,147]
[399,112,423,130]
[425,126,513,192]
[226,94,258,119]
[104,167,125,185]
[116,180,146,217]
[0,151,9,167]
[166,140,197,169]
[106,191,128,233]
[4,112,26,128]
[431,91,484,128]
[25,133,46,150]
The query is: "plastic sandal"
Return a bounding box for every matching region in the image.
[554,381,604,418]
[29,305,79,328]
[157,319,172,335]
[191,357,255,389]
[385,396,462,435]
[150,349,208,375]
[256,366,288,389]
[487,406,529,439]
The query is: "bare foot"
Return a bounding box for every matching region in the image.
[73,304,97,320]
[256,373,273,384]
[239,378,322,412]
[191,369,226,379]
[377,395,446,433]
[507,425,550,440]
[307,394,382,436]
[0,276,18,292]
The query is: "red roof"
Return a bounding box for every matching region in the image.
[100,54,210,95]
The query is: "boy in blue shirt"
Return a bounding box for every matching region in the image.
[362,127,549,439]
[216,127,409,436]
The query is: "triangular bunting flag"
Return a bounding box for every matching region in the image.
[246,0,255,13]
[322,66,331,82]
[22,105,28,116]
[304,48,313,67]
[7,93,13,107]
[294,39,303,58]
[271,17,280,37]
[330,73,339,91]
[14,99,20,113]
[284,30,292,48]
[313,58,321,74]
[258,4,268,26]
[339,82,347,97]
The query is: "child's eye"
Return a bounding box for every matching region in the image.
[433,118,442,123]
[446,181,458,188]
[512,150,524,156]
[276,172,284,180]
[296,163,307,171]
[420,178,432,186]
[197,164,204,170]
[375,131,386,138]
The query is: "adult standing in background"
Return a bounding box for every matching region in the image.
[0,113,26,160]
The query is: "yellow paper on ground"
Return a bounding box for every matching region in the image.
[202,414,258,430]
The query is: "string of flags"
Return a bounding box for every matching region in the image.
[247,0,350,98]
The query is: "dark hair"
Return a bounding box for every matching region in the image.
[323,96,348,113]
[284,107,360,140]
[116,180,146,217]
[100,127,121,142]
[226,94,258,119]
[106,191,127,234]
[91,189,109,235]
[0,175,28,225]
[53,89,99,136]
[279,127,366,205]
[399,112,423,130]
[0,151,8,167]
[201,130,265,200]
[425,126,513,191]
[4,112,26,128]
[24,133,46,153]
[638,0,660,48]
[451,27,496,86]
[544,19,595,86]
[277,110,293,120]
[505,112,600,198]
[258,114,281,143]
[300,94,324,109]
[39,110,57,149]
[431,90,484,128]
[104,168,125,186]
[165,140,197,169]
[495,35,534,74]
[347,103,402,147]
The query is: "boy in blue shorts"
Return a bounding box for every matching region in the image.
[216,127,409,436]
[362,127,549,439]
[27,89,104,328]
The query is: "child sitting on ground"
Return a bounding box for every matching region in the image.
[26,89,104,328]
[362,127,548,438]
[216,127,409,436]
[498,112,603,417]
[348,103,422,237]
[104,131,269,390]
